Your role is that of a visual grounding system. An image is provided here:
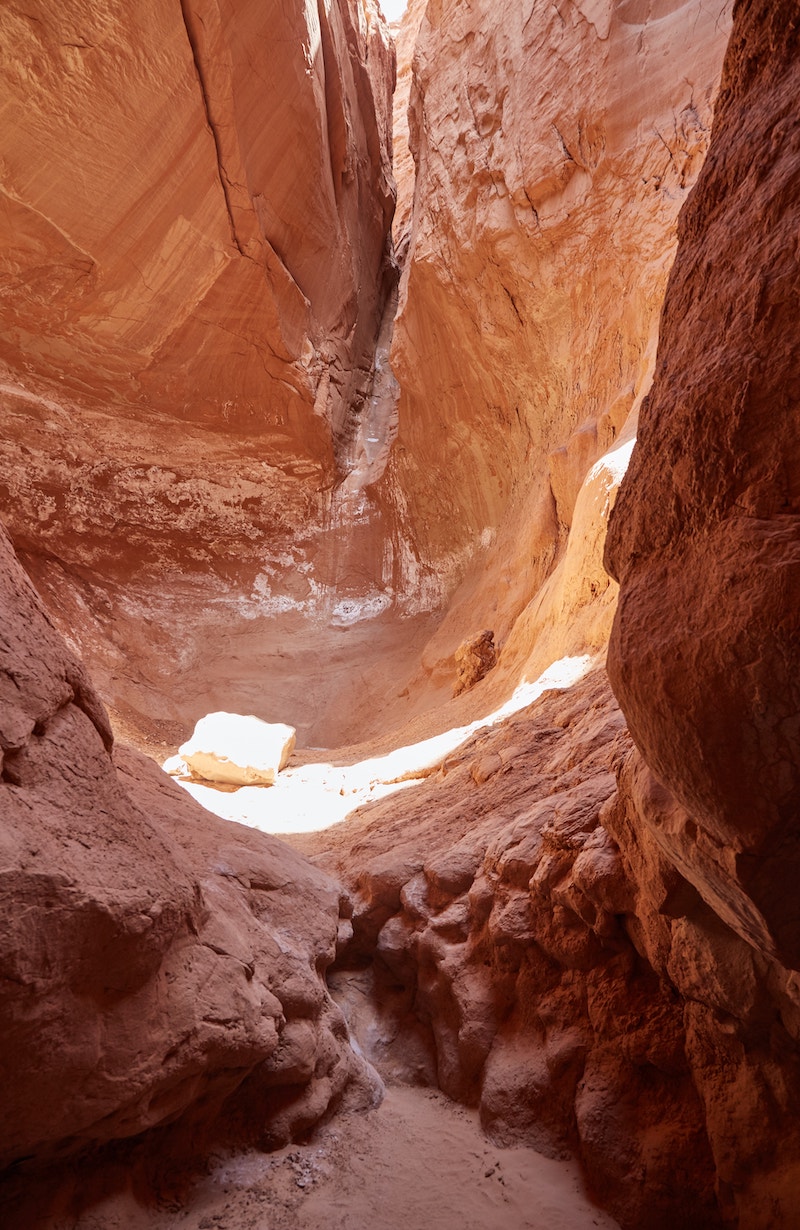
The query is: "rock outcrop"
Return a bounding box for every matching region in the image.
[5,0,800,1228]
[0,0,394,466]
[390,0,426,247]
[606,0,800,975]
[313,670,723,1230]
[0,523,376,1220]
[178,711,296,785]
[603,1,800,1220]
[299,6,800,1228]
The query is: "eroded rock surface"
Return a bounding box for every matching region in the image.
[0,0,401,749]
[308,672,719,1229]
[0,524,377,1221]
[4,1,800,1228]
[380,0,731,692]
[0,0,394,463]
[606,0,800,978]
[306,662,800,1229]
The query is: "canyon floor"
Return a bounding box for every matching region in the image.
[57,1084,618,1230]
[47,672,619,1230]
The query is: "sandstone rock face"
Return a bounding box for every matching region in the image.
[5,2,800,1228]
[180,712,297,785]
[0,0,400,749]
[0,524,376,1204]
[605,1,800,974]
[0,0,393,462]
[380,0,731,690]
[390,0,426,247]
[314,663,800,1229]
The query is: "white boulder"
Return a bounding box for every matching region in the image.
[179,712,296,786]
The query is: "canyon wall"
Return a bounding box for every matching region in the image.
[0,0,732,753]
[0,0,400,748]
[5,1,800,1228]
[312,3,800,1227]
[0,520,378,1223]
[379,0,731,701]
[605,0,800,975]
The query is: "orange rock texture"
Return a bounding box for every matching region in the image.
[0,0,399,748]
[0,520,377,1211]
[302,4,800,1228]
[604,2,800,1218]
[3,0,800,1228]
[0,0,393,463]
[379,0,731,694]
[389,0,425,247]
[314,671,723,1229]
[606,0,800,974]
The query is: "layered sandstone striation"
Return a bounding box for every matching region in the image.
[0,523,377,1217]
[0,0,394,467]
[381,0,730,702]
[0,0,399,748]
[4,0,800,1228]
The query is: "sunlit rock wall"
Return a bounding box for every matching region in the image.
[382,0,731,691]
[0,0,394,479]
[0,0,400,746]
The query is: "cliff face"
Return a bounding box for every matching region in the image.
[0,0,393,462]
[307,4,800,1228]
[0,0,399,748]
[389,0,426,247]
[603,3,800,1216]
[301,3,800,1227]
[4,0,800,1227]
[380,0,730,690]
[606,0,800,974]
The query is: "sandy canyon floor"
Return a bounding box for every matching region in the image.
[61,1086,618,1230]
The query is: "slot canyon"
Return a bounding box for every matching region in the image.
[2,0,800,1226]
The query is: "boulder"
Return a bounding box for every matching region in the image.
[180,711,296,786]
[453,629,496,697]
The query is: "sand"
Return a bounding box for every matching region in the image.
[65,1085,618,1230]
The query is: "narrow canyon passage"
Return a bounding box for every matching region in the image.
[39,972,620,1230]
[3,2,800,1229]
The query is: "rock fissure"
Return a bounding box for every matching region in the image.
[177,0,252,263]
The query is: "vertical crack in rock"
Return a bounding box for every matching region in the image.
[178,0,249,260]
[316,0,350,206]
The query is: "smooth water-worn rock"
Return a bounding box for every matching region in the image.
[0,524,376,1212]
[380,0,731,686]
[4,1,800,1228]
[0,0,400,750]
